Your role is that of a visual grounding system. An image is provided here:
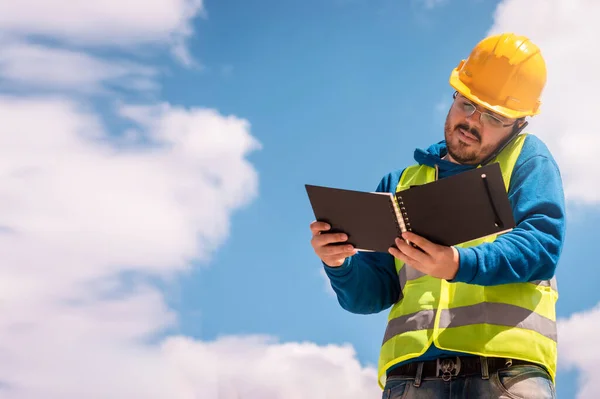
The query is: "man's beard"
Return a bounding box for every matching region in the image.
[444,118,483,165]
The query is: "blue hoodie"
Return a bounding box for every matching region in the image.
[322,133,566,366]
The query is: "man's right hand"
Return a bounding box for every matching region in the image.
[310,221,357,267]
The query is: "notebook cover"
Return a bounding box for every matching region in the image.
[396,162,515,246]
[305,185,402,253]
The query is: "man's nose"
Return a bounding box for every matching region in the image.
[465,109,484,128]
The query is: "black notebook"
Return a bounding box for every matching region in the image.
[305,162,515,253]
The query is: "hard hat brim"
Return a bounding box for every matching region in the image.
[449,68,539,120]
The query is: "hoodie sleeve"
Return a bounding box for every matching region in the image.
[451,136,566,286]
[321,171,403,314]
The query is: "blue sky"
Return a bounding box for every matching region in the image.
[0,0,599,398]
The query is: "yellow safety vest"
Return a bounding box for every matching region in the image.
[377,134,559,388]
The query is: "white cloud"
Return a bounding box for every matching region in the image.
[0,95,259,397]
[221,64,235,78]
[417,0,448,9]
[488,0,600,205]
[320,269,337,297]
[434,97,451,122]
[0,41,159,93]
[0,95,260,279]
[557,303,600,399]
[0,94,377,398]
[0,0,205,65]
[163,335,379,399]
[0,2,380,398]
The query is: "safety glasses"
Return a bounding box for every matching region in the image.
[452,92,515,129]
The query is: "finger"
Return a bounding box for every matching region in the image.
[312,232,348,247]
[402,232,437,253]
[388,244,418,266]
[323,248,357,263]
[322,250,357,267]
[321,243,355,257]
[310,220,331,236]
[395,237,430,262]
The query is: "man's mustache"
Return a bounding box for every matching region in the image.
[455,123,481,142]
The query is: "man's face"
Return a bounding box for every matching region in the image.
[444,94,518,165]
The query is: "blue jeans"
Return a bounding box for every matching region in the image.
[382,360,556,399]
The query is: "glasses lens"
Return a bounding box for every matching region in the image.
[460,101,475,115]
[458,98,508,128]
[481,113,504,128]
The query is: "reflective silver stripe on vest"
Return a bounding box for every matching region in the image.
[530,277,558,292]
[383,303,556,345]
[382,309,435,345]
[399,268,558,294]
[438,303,557,342]
[398,265,427,289]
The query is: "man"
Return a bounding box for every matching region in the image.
[310,33,565,399]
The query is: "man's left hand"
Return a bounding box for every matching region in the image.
[388,231,460,280]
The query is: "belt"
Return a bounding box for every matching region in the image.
[387,356,534,381]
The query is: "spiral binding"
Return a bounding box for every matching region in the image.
[397,196,412,233]
[391,195,412,236]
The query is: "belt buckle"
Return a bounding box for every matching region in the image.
[436,357,461,381]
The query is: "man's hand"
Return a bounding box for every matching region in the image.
[310,221,357,267]
[388,231,459,280]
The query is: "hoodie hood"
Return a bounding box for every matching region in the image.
[413,140,475,176]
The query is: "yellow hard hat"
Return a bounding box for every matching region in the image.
[449,33,547,119]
